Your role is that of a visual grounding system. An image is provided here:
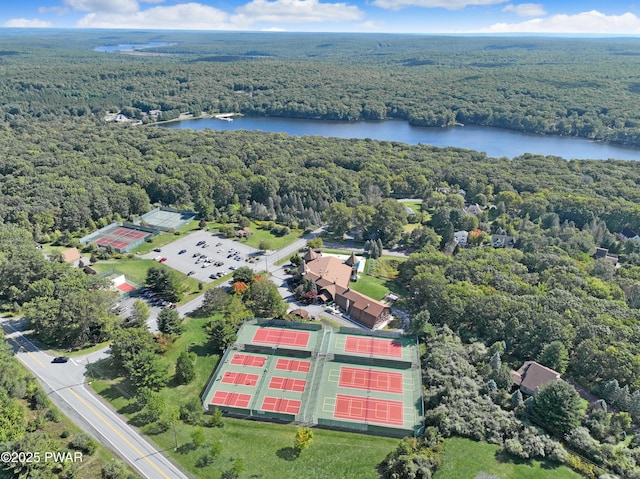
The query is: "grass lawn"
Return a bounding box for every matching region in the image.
[350,258,405,300]
[350,275,392,301]
[239,222,302,250]
[401,200,423,215]
[433,437,582,479]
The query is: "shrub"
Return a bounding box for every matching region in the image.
[70,433,97,455]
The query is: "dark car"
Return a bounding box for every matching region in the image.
[52,356,69,363]
[187,271,195,276]
[178,249,187,254]
[196,240,205,246]
[153,248,162,252]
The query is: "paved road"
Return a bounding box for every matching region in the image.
[1,318,191,479]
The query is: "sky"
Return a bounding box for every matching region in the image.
[3,0,640,35]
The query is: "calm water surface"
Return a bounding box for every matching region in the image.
[94,42,174,52]
[160,116,640,161]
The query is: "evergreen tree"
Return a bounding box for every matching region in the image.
[175,351,195,384]
[158,308,182,335]
[537,341,569,374]
[531,380,583,436]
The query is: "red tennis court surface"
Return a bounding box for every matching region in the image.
[95,237,130,249]
[339,367,403,394]
[268,376,307,393]
[334,394,404,426]
[230,353,266,367]
[275,358,311,373]
[211,391,252,408]
[221,372,259,386]
[93,227,149,250]
[344,336,402,358]
[252,328,310,348]
[261,397,301,414]
[116,282,137,294]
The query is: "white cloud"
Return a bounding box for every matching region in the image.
[64,0,140,14]
[373,0,506,11]
[77,2,239,30]
[234,0,364,24]
[261,27,287,31]
[502,3,546,17]
[481,10,640,33]
[4,18,53,27]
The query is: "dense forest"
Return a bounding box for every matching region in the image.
[3,31,640,144]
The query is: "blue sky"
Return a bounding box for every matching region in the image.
[3,0,640,34]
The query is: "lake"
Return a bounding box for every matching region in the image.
[94,42,174,53]
[159,116,640,161]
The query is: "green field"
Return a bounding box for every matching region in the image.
[350,275,391,300]
[433,437,582,479]
[239,222,302,250]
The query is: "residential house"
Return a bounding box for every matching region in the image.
[61,247,81,264]
[511,361,561,396]
[617,227,640,243]
[463,203,483,216]
[490,234,515,248]
[594,247,619,266]
[454,231,469,247]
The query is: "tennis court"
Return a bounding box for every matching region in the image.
[138,207,195,231]
[344,336,403,358]
[202,320,423,436]
[333,394,405,426]
[261,397,301,414]
[252,328,310,348]
[211,391,252,408]
[222,372,259,386]
[268,377,307,393]
[91,226,152,251]
[338,366,403,394]
[230,353,266,367]
[275,358,311,373]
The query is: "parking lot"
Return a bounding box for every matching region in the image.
[141,229,263,284]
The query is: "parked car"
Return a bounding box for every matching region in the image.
[196,240,205,246]
[178,249,187,254]
[52,356,69,363]
[209,273,217,279]
[153,248,162,252]
[187,271,195,276]
[159,257,168,263]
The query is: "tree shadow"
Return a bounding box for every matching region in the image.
[494,449,530,466]
[177,443,198,454]
[276,447,300,461]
